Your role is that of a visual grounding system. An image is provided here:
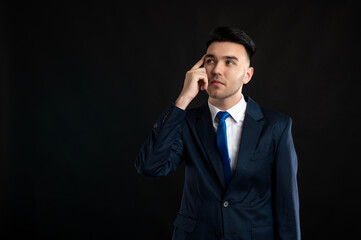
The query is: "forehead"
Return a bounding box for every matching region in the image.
[206,41,248,59]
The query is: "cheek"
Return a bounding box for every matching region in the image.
[228,71,245,87]
[234,69,246,81]
[205,67,212,78]
[226,69,240,80]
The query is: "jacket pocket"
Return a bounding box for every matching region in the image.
[251,151,273,161]
[173,214,197,233]
[251,225,274,240]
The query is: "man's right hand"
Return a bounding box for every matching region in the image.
[175,55,208,110]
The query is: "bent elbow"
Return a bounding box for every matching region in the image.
[134,155,169,177]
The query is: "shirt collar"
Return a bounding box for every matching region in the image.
[208,94,247,123]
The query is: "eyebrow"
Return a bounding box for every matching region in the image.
[205,54,239,61]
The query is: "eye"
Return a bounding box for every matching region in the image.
[226,60,234,65]
[206,59,214,64]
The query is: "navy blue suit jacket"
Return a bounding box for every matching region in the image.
[135,96,300,240]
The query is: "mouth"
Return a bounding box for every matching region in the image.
[210,80,225,86]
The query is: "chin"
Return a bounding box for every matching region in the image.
[206,88,222,98]
[208,93,226,100]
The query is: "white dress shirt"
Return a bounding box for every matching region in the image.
[208,95,247,173]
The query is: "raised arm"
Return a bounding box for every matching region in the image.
[135,55,208,176]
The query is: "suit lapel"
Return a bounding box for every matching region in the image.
[195,97,265,191]
[195,102,226,190]
[228,96,265,190]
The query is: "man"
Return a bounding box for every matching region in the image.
[135,26,300,240]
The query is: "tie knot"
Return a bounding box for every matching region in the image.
[216,111,230,121]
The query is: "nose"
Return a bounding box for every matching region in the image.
[212,62,223,76]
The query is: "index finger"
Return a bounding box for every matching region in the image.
[191,55,205,70]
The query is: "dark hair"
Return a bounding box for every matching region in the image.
[206,26,256,63]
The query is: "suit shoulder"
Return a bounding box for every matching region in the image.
[184,104,202,121]
[260,106,292,128]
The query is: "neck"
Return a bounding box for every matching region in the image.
[209,92,243,111]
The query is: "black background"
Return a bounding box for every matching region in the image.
[1,1,360,239]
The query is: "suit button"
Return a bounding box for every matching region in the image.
[223,201,229,207]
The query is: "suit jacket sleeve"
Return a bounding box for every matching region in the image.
[274,117,301,240]
[135,103,186,177]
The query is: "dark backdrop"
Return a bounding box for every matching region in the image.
[1,1,360,239]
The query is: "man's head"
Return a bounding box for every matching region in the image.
[206,26,256,65]
[204,26,256,108]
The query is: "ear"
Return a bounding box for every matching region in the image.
[242,67,254,84]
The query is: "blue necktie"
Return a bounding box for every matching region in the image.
[216,111,232,185]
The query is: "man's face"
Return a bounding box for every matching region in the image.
[204,41,254,104]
